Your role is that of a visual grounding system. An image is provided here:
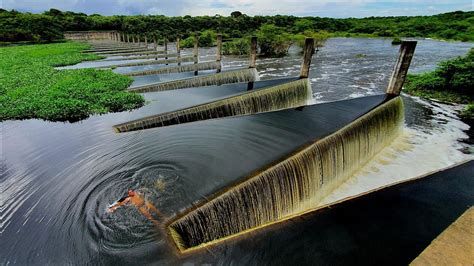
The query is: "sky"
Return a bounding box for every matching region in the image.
[1,0,472,18]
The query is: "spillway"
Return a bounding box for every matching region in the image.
[127,68,259,93]
[114,78,311,132]
[125,61,220,76]
[167,95,405,252]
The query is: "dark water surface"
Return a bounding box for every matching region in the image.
[1,38,472,264]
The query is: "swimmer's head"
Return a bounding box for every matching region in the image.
[128,189,136,197]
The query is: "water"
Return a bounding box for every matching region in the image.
[1,38,472,264]
[170,96,403,251]
[115,78,309,132]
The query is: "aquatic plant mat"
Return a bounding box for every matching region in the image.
[0,42,143,122]
[127,68,259,93]
[114,78,311,132]
[125,61,219,76]
[168,95,405,252]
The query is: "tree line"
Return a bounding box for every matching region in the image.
[1,9,472,44]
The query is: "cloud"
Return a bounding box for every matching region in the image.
[180,0,472,17]
[1,0,188,15]
[1,0,471,17]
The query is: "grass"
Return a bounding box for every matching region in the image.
[0,42,144,122]
[404,48,473,119]
[404,78,471,104]
[460,104,474,120]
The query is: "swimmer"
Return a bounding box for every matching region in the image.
[107,189,162,226]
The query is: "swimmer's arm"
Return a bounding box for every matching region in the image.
[107,197,130,213]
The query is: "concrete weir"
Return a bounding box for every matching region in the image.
[411,206,474,265]
[72,36,421,255]
[114,78,310,132]
[167,95,404,252]
[213,160,473,265]
[101,53,179,62]
[127,68,260,93]
[124,61,220,77]
[97,56,194,69]
[164,41,418,253]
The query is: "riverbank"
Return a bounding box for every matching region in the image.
[404,48,473,120]
[0,42,144,122]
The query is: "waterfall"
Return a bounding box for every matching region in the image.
[114,78,310,133]
[127,68,259,93]
[125,61,220,77]
[168,96,404,252]
[98,56,194,69]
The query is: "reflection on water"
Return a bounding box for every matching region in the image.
[1,38,472,264]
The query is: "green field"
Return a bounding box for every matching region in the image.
[0,42,144,122]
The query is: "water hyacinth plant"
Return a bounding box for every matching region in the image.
[0,42,144,122]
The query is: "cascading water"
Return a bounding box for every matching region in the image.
[168,96,404,252]
[90,48,153,55]
[125,61,220,77]
[102,53,179,62]
[99,56,194,69]
[114,78,311,132]
[127,68,259,93]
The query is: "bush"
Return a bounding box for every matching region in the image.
[198,30,217,47]
[180,36,195,48]
[391,37,402,45]
[256,24,293,56]
[295,30,330,51]
[222,38,250,55]
[460,104,474,120]
[179,30,217,48]
[404,48,474,104]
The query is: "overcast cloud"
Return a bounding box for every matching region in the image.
[1,0,472,17]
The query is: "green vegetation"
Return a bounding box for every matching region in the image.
[180,36,195,48]
[460,104,474,120]
[180,30,217,48]
[295,30,330,51]
[1,9,472,43]
[0,42,144,122]
[256,24,294,56]
[223,28,329,57]
[405,49,473,118]
[222,38,250,55]
[391,37,402,45]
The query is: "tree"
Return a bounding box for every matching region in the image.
[295,30,329,52]
[256,24,293,56]
[293,18,313,33]
[231,11,243,18]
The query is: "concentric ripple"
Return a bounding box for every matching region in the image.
[1,38,472,264]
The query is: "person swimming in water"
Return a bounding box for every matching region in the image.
[107,189,162,226]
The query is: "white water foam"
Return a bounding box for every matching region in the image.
[320,95,472,206]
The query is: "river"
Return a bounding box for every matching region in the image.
[1,37,472,264]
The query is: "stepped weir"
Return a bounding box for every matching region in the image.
[127,68,260,93]
[114,78,311,132]
[82,33,418,254]
[165,41,418,253]
[114,38,315,132]
[168,96,404,252]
